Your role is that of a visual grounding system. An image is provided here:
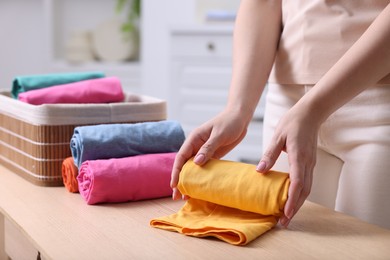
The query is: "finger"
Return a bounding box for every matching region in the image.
[171,152,187,200]
[280,173,312,227]
[171,149,193,200]
[281,160,305,224]
[170,132,205,200]
[170,126,209,185]
[172,187,182,200]
[281,160,314,226]
[280,154,315,227]
[281,146,316,226]
[193,132,223,165]
[170,150,190,187]
[171,147,196,200]
[257,135,285,173]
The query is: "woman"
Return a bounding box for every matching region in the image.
[171,0,390,229]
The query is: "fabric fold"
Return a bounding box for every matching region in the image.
[77,153,176,205]
[11,71,104,99]
[150,158,290,246]
[62,157,79,193]
[18,76,124,105]
[70,120,185,168]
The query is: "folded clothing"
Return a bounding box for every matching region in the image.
[18,76,124,105]
[11,71,105,99]
[77,153,176,204]
[70,120,185,168]
[150,158,290,246]
[62,157,79,193]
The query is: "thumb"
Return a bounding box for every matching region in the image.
[256,138,284,173]
[193,138,219,165]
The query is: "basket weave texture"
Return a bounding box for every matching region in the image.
[0,91,167,186]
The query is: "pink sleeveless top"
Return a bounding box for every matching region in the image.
[268,0,390,84]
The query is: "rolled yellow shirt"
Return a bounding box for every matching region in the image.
[150,158,290,246]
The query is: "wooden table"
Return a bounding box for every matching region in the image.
[0,164,389,260]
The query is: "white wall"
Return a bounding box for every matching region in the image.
[0,0,196,94]
[0,0,238,98]
[0,0,48,89]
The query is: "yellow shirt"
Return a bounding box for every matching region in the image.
[269,0,390,84]
[150,158,290,245]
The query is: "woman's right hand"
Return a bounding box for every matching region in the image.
[170,107,250,200]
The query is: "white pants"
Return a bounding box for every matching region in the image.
[262,83,390,229]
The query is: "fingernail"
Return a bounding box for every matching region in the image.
[256,161,266,172]
[281,217,291,228]
[194,154,205,164]
[280,217,288,227]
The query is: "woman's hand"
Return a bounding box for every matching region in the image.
[171,0,284,200]
[170,108,250,200]
[257,104,320,228]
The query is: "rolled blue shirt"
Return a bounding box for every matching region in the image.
[70,120,185,168]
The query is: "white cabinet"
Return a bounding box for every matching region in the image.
[169,26,265,163]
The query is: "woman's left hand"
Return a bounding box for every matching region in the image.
[256,104,320,227]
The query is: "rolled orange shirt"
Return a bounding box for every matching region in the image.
[62,157,79,193]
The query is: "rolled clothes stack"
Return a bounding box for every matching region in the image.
[18,76,124,105]
[150,158,290,246]
[12,71,105,99]
[69,120,186,204]
[70,120,185,168]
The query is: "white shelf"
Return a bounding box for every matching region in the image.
[43,0,142,91]
[49,59,141,72]
[45,0,134,61]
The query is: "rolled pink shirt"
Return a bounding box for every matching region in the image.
[77,153,176,205]
[18,76,124,105]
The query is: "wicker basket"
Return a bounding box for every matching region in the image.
[0,91,167,186]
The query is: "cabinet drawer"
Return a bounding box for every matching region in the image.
[171,33,232,58]
[173,62,232,90]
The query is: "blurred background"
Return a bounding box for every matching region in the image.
[0,0,266,163]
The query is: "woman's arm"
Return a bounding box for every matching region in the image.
[259,4,390,227]
[171,0,283,199]
[226,0,283,124]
